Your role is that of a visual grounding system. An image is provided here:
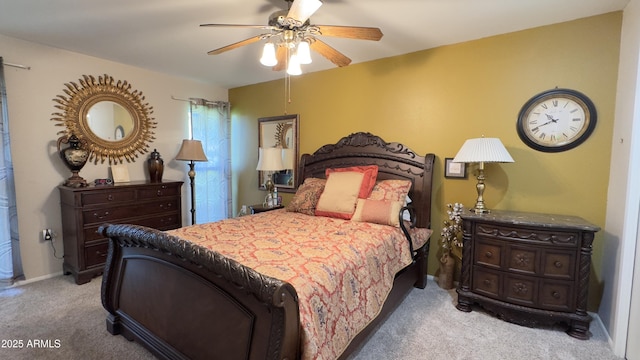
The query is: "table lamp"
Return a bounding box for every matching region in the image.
[452,137,514,214]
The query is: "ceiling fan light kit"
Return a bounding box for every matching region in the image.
[201,0,384,75]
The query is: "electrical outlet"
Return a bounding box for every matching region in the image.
[42,229,53,241]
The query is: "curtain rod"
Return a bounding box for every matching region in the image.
[171,95,228,107]
[4,62,31,70]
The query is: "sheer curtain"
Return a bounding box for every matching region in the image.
[0,58,24,288]
[190,99,231,222]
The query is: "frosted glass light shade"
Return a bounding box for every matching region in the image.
[260,43,278,67]
[287,53,302,76]
[256,147,285,171]
[297,41,312,64]
[452,138,514,163]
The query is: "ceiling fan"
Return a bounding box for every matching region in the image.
[200,0,383,74]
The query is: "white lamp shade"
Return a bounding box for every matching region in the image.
[260,43,278,67]
[281,148,295,169]
[256,147,285,171]
[175,139,208,162]
[452,138,514,163]
[297,41,312,64]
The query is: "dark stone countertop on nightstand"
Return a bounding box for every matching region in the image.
[460,209,601,232]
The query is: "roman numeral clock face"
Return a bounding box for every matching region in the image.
[517,89,597,152]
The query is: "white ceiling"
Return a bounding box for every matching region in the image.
[0,0,630,89]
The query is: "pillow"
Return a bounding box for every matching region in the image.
[368,179,412,202]
[286,178,326,216]
[352,199,404,227]
[325,165,378,198]
[315,171,365,219]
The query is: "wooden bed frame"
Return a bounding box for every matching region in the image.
[100,132,435,360]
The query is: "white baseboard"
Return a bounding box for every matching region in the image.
[10,271,64,288]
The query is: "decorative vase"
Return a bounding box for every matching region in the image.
[57,134,89,188]
[438,251,456,290]
[147,148,164,183]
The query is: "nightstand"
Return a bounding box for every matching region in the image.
[456,209,600,339]
[249,204,284,214]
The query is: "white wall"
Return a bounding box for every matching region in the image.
[0,34,227,282]
[600,0,640,356]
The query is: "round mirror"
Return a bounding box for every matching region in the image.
[86,101,134,142]
[51,74,156,164]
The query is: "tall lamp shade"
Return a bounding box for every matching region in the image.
[176,139,208,225]
[452,137,514,214]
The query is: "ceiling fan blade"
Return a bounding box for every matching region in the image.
[316,25,383,41]
[287,0,322,24]
[310,39,352,67]
[272,46,288,71]
[207,36,263,55]
[200,23,274,30]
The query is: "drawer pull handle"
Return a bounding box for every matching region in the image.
[485,251,493,258]
[554,261,563,268]
[483,279,492,286]
[94,211,109,219]
[552,291,560,299]
[157,190,163,196]
[107,195,113,201]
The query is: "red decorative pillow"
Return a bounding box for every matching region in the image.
[286,178,326,216]
[325,165,378,198]
[351,199,404,227]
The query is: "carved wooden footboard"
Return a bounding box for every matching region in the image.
[100,224,300,360]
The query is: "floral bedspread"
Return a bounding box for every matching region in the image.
[166,210,431,360]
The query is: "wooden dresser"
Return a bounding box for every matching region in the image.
[58,181,183,284]
[455,209,600,339]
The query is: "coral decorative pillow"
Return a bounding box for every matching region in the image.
[368,179,412,202]
[351,199,404,227]
[325,165,378,198]
[315,171,365,219]
[286,178,326,216]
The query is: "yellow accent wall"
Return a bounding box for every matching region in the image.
[230,12,622,310]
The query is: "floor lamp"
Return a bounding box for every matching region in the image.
[176,139,208,225]
[452,137,514,214]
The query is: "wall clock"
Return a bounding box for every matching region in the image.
[516,88,597,152]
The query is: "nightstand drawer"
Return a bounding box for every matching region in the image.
[539,280,574,311]
[475,223,579,247]
[474,240,502,269]
[504,273,538,306]
[472,267,501,299]
[542,250,575,279]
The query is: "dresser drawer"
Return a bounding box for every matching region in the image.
[138,184,180,199]
[504,273,538,307]
[85,241,109,268]
[83,211,181,242]
[506,245,538,275]
[475,223,579,247]
[82,199,180,224]
[81,188,137,206]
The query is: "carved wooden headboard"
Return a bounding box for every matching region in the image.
[298,132,435,229]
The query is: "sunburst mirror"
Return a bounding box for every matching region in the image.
[51,74,156,164]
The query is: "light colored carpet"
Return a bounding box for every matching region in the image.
[0,275,621,359]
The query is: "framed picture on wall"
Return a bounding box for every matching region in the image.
[444,158,467,179]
